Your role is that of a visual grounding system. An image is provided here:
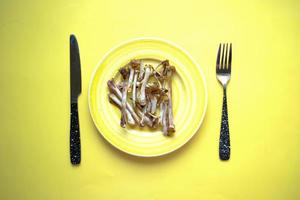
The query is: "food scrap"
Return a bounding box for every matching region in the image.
[107,59,176,136]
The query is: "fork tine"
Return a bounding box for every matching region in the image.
[216,43,221,71]
[221,44,225,69]
[228,43,232,72]
[224,43,228,69]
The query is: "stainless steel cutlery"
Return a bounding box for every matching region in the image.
[70,35,82,165]
[216,43,232,160]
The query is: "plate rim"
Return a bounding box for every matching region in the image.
[88,37,208,157]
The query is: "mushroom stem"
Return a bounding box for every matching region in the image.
[161,101,169,136]
[140,106,147,127]
[132,71,138,107]
[108,80,122,98]
[128,68,134,85]
[138,60,145,81]
[166,66,175,133]
[150,96,157,114]
[139,67,152,106]
[167,79,175,132]
[159,102,164,125]
[121,82,128,127]
[136,106,153,127]
[120,67,134,127]
[108,80,140,123]
[136,104,153,127]
[146,101,151,113]
[109,94,135,125]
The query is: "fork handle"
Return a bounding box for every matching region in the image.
[70,102,81,165]
[219,88,230,160]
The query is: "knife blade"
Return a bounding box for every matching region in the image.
[70,34,81,165]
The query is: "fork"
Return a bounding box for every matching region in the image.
[216,43,232,160]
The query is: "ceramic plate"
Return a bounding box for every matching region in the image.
[89,38,207,157]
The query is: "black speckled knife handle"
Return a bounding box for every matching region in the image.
[70,102,81,165]
[219,88,230,160]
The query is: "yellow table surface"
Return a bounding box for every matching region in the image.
[0,0,299,199]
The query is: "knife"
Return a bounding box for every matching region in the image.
[70,34,81,165]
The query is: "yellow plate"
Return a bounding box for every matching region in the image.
[88,38,207,157]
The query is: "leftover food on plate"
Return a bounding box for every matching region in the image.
[107,59,176,136]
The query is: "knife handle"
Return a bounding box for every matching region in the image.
[70,102,81,165]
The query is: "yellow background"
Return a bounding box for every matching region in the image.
[0,0,299,199]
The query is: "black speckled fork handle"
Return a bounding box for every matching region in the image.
[70,102,81,165]
[219,88,230,160]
